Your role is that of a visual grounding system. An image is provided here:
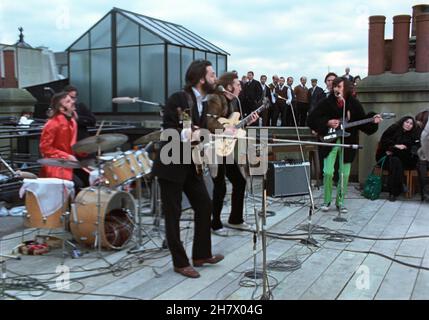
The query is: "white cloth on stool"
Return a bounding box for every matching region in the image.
[19,178,75,217]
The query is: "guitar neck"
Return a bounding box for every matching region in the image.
[343,117,374,129]
[235,104,267,129]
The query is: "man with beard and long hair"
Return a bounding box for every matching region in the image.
[308,77,382,213]
[152,60,224,279]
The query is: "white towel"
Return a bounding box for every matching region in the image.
[19,178,75,217]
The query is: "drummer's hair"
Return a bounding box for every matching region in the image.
[50,91,69,116]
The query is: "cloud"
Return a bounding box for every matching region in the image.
[0,0,419,83]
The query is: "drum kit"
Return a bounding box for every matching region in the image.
[21,132,159,258]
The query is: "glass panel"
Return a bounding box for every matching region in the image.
[140,27,163,45]
[69,51,90,108]
[140,45,165,113]
[194,50,205,60]
[168,45,181,97]
[177,25,223,53]
[91,49,112,112]
[181,48,193,85]
[122,12,180,46]
[70,34,89,51]
[117,47,140,112]
[117,14,139,46]
[90,15,111,49]
[155,20,198,49]
[217,55,227,75]
[207,53,217,76]
[177,25,213,51]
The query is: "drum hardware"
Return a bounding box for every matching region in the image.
[128,176,161,254]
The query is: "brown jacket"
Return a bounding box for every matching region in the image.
[206,93,234,133]
[294,85,309,103]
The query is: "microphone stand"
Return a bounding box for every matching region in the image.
[334,94,348,223]
[279,95,319,246]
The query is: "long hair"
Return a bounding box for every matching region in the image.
[332,77,353,99]
[217,72,238,92]
[50,92,69,117]
[415,110,429,129]
[396,116,418,136]
[324,72,338,84]
[184,59,212,91]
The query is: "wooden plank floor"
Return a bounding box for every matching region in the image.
[1,183,429,300]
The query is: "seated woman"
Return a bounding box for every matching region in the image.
[376,116,420,201]
[416,110,429,201]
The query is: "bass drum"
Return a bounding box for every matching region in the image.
[70,187,135,250]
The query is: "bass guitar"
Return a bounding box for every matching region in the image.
[321,112,396,142]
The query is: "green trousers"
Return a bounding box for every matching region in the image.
[323,143,351,207]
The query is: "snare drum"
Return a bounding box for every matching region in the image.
[70,187,135,250]
[102,151,141,187]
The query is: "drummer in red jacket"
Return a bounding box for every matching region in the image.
[39,92,80,185]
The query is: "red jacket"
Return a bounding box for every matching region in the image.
[39,113,77,181]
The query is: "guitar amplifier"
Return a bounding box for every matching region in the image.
[267,161,311,198]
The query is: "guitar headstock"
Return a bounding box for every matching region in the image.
[380,112,396,120]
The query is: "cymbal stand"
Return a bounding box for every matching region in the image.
[58,167,77,264]
[129,175,161,253]
[95,145,103,255]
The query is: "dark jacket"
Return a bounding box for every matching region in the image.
[75,102,96,141]
[376,123,420,168]
[152,90,207,183]
[308,86,325,113]
[307,94,379,163]
[243,79,262,115]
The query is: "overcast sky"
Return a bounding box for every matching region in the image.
[0,0,420,86]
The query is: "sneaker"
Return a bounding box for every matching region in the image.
[320,203,331,212]
[226,222,252,230]
[336,205,348,214]
[212,228,229,237]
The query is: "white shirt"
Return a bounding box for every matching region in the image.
[182,87,207,142]
[286,86,293,105]
[191,87,207,116]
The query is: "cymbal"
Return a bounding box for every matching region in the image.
[38,158,82,169]
[15,170,38,179]
[134,130,161,145]
[72,134,128,154]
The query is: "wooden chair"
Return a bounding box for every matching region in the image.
[409,169,429,198]
[373,168,413,198]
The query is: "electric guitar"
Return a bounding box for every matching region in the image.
[215,97,270,157]
[321,112,396,142]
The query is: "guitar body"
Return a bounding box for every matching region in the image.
[213,98,271,158]
[215,112,243,157]
[320,112,396,142]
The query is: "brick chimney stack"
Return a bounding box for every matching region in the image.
[3,49,18,88]
[392,15,411,74]
[412,4,429,36]
[368,16,386,75]
[416,13,429,72]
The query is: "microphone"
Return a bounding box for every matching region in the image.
[217,85,225,92]
[112,97,138,104]
[112,97,164,107]
[44,87,55,95]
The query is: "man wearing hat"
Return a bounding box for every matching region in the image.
[308,78,325,114]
